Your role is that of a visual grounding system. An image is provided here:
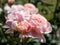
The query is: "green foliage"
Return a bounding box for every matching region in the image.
[0,0,60,45]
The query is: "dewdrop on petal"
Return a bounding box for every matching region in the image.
[4,3,52,43]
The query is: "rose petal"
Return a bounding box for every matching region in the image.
[5,29,14,34]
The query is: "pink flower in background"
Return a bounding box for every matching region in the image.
[4,3,52,43]
[8,0,15,4]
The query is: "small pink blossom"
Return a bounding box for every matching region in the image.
[8,0,15,4]
[4,3,52,43]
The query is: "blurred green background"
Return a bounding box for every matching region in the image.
[0,0,60,45]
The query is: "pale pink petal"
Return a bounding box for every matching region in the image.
[24,3,38,14]
[44,22,52,34]
[28,29,46,43]
[2,25,10,28]
[5,29,14,34]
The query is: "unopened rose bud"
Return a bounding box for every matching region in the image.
[8,0,15,4]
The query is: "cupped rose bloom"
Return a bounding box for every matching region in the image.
[4,3,52,43]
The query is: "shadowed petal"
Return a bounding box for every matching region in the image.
[2,25,10,28]
[5,29,14,34]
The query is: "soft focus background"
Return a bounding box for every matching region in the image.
[0,0,60,45]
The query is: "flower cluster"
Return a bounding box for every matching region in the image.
[4,3,52,42]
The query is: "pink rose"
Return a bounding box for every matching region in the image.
[4,3,52,43]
